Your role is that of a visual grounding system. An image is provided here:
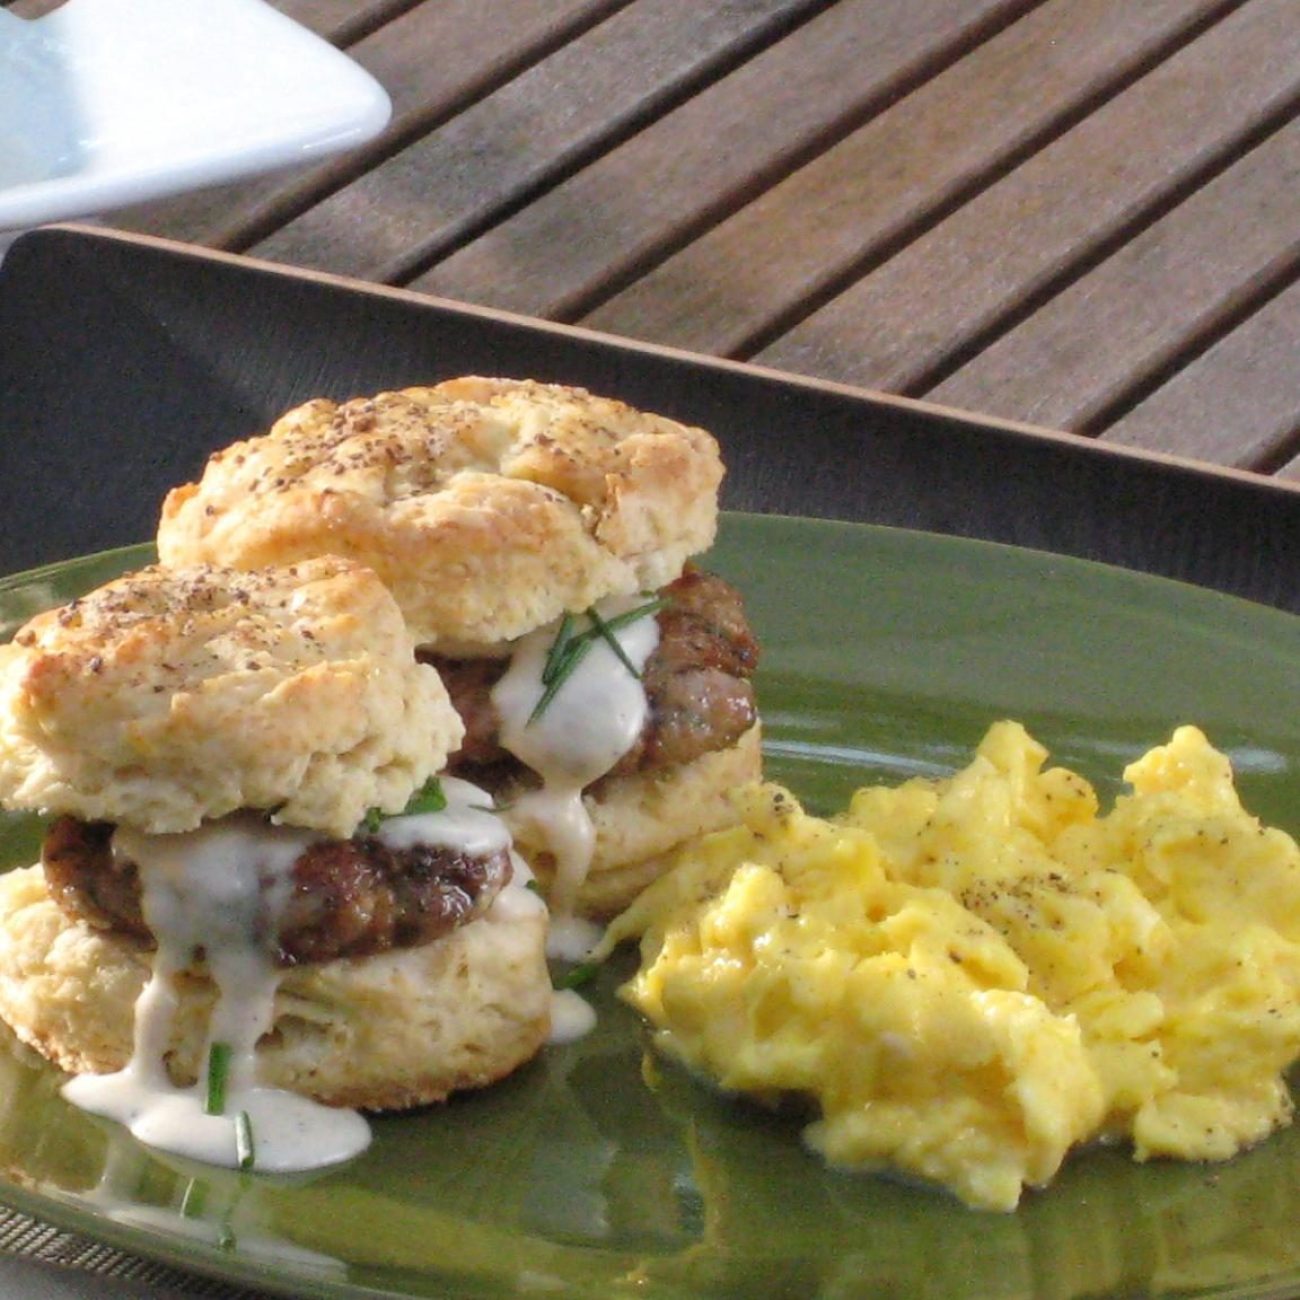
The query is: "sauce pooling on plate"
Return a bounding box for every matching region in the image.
[547,989,598,1044]
[63,813,370,1172]
[492,595,659,949]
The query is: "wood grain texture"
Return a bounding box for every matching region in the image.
[926,118,1300,431]
[245,0,825,283]
[5,0,406,33]
[753,0,1300,395]
[1101,276,1300,469]
[405,0,1030,317]
[110,0,621,250]
[265,0,410,38]
[3,0,66,14]
[578,0,1229,356]
[46,0,1300,489]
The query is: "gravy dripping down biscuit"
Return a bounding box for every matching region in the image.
[0,558,551,1171]
[156,378,763,948]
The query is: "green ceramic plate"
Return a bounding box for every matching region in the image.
[0,515,1298,1300]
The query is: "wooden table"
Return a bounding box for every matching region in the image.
[81,0,1300,487]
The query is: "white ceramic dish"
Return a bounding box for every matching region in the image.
[0,0,390,238]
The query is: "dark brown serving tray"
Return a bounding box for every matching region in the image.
[1,224,1297,611]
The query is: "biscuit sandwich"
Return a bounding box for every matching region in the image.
[156,377,762,926]
[0,556,550,1170]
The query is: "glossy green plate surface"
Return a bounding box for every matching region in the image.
[1,515,1298,1300]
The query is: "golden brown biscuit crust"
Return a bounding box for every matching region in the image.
[0,866,550,1110]
[157,378,724,650]
[0,558,461,838]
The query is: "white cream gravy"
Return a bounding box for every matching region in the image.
[386,797,600,1048]
[63,782,533,1170]
[546,914,604,963]
[375,777,512,857]
[492,596,658,942]
[547,990,597,1045]
[63,814,370,1172]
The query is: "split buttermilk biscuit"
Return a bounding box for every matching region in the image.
[157,376,724,653]
[0,556,461,839]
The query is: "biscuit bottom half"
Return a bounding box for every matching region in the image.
[0,865,551,1111]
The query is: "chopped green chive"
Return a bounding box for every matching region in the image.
[524,878,541,894]
[402,776,447,816]
[557,961,599,990]
[205,1042,231,1116]
[528,597,668,725]
[586,605,641,678]
[528,634,593,724]
[540,612,576,686]
[180,1178,207,1220]
[359,777,449,835]
[592,596,668,637]
[235,1110,256,1172]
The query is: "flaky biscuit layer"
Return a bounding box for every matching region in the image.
[0,558,461,837]
[157,377,724,650]
[0,866,550,1110]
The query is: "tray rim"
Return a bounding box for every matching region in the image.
[11,221,1298,506]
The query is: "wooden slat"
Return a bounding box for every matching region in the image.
[110,0,621,250]
[3,0,65,14]
[272,0,413,40]
[926,118,1300,431]
[244,0,826,283]
[7,0,398,33]
[1099,277,1300,469]
[578,0,1231,355]
[406,0,1031,317]
[752,0,1300,396]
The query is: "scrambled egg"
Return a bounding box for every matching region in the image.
[601,722,1300,1211]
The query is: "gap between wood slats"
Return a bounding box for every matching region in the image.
[2,0,413,36]
[902,90,1300,404]
[925,115,1300,433]
[215,0,634,253]
[377,0,843,286]
[752,0,1300,408]
[532,0,1047,323]
[1260,426,1300,477]
[323,0,425,47]
[1090,256,1300,453]
[2,0,65,14]
[728,0,1250,364]
[1100,269,1300,476]
[1275,433,1300,480]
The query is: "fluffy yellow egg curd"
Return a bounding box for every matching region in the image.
[598,722,1300,1212]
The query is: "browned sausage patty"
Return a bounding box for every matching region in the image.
[428,568,759,780]
[42,817,511,967]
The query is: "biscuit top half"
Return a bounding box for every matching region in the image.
[157,377,725,652]
[0,558,461,838]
